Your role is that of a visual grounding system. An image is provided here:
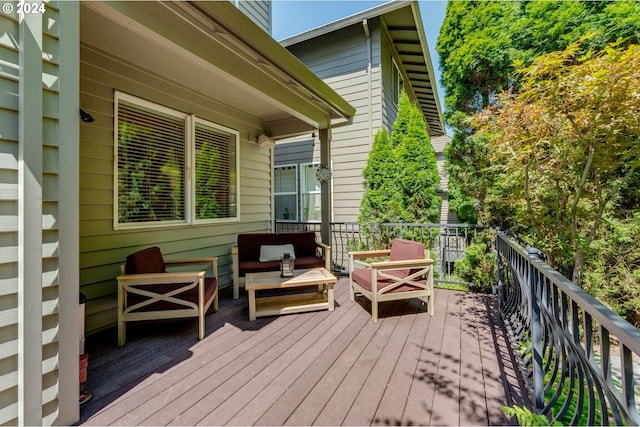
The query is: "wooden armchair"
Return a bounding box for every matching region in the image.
[116,247,219,346]
[349,238,434,323]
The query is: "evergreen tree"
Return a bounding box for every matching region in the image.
[392,93,440,223]
[359,129,404,225]
[359,93,440,230]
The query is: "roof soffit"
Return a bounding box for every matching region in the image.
[382,4,444,136]
[281,0,444,137]
[80,1,354,135]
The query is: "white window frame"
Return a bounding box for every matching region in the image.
[191,117,240,225]
[300,162,321,223]
[113,91,240,229]
[392,58,404,106]
[274,164,299,222]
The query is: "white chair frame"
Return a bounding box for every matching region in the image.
[349,249,434,323]
[117,257,219,346]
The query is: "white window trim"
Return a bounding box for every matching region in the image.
[191,117,241,225]
[113,91,240,230]
[274,164,299,222]
[300,162,321,223]
[392,57,404,106]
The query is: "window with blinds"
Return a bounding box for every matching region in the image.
[194,120,237,220]
[115,92,239,228]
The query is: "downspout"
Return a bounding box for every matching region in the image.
[363,19,373,148]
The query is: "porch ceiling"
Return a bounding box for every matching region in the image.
[79,1,355,139]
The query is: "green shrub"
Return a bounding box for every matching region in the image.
[454,236,497,292]
[501,406,559,426]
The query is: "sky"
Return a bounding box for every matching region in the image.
[272,0,448,115]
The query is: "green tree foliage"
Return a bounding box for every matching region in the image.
[436,1,518,115]
[474,41,640,285]
[117,122,185,223]
[438,0,640,224]
[513,1,640,63]
[359,93,440,230]
[195,140,222,219]
[582,213,640,326]
[391,93,441,224]
[501,406,559,427]
[359,129,404,224]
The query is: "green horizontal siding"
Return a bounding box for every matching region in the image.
[79,43,274,334]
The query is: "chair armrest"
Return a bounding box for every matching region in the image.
[315,241,331,270]
[117,271,205,286]
[316,241,330,251]
[352,259,372,269]
[370,259,434,270]
[165,257,218,280]
[349,249,391,259]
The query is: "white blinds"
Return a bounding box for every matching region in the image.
[115,93,239,227]
[117,102,186,223]
[275,165,297,193]
[194,121,237,219]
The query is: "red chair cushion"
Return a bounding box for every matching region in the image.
[125,247,165,274]
[352,269,425,293]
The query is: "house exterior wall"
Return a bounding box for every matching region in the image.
[0,2,79,425]
[283,20,384,223]
[234,0,271,35]
[79,44,274,334]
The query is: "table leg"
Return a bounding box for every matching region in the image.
[327,284,335,312]
[248,288,256,321]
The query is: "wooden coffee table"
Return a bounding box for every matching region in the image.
[245,268,337,321]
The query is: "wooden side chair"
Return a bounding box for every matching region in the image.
[349,238,434,323]
[116,247,219,346]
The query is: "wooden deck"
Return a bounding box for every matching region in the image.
[79,278,526,426]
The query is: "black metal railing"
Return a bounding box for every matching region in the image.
[274,221,486,285]
[497,230,640,425]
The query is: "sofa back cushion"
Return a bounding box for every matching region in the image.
[125,246,165,274]
[237,233,282,262]
[277,232,318,257]
[237,231,319,261]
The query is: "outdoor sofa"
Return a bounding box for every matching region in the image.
[232,231,330,299]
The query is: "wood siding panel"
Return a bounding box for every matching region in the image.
[0,2,79,424]
[274,139,316,166]
[235,0,271,35]
[0,23,19,410]
[79,44,273,334]
[282,21,383,222]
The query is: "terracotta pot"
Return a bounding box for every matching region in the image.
[79,354,89,384]
[79,353,93,406]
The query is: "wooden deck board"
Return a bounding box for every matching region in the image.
[402,285,449,425]
[459,292,490,425]
[373,299,431,425]
[80,279,522,426]
[238,303,364,426]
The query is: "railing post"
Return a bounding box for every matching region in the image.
[528,246,545,413]
[497,231,504,312]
